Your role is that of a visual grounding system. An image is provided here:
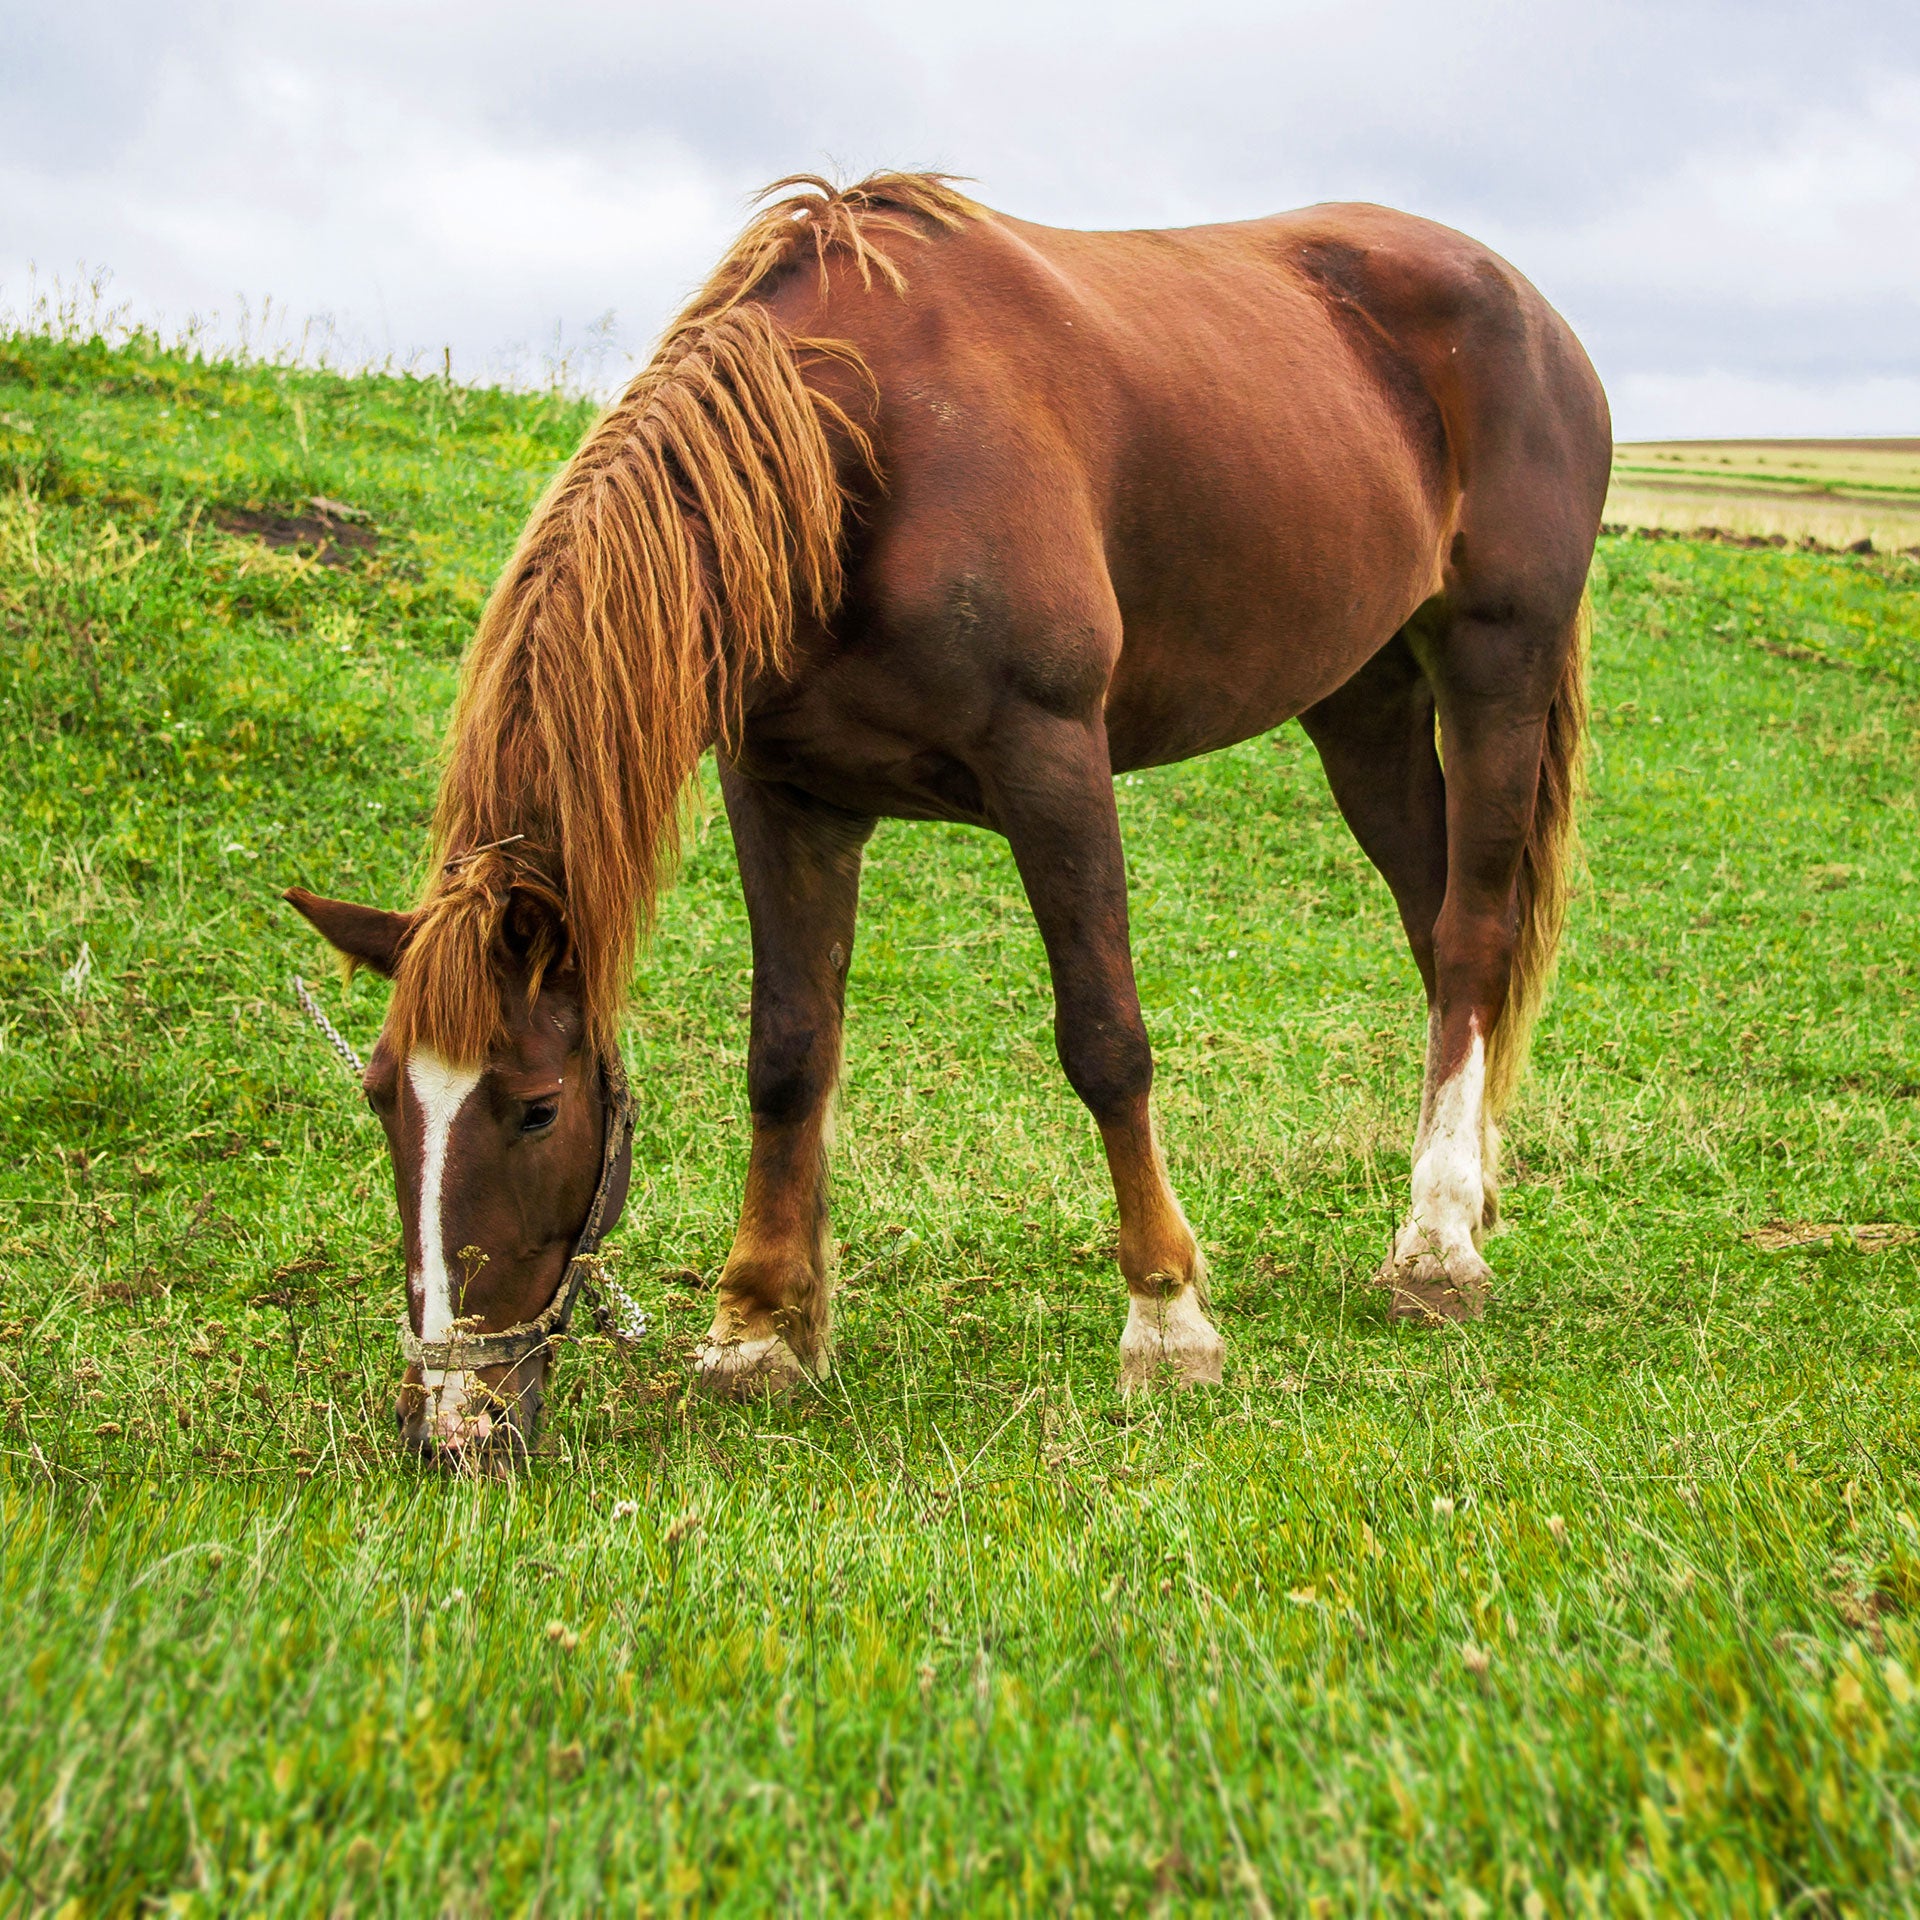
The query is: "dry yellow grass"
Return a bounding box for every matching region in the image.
[1608,438,1920,552]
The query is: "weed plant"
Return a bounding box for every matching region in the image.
[1,329,1918,1914]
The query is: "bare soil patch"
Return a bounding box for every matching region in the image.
[1745,1222,1919,1254]
[214,495,377,567]
[1603,521,1917,558]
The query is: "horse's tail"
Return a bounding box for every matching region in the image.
[1484,592,1590,1121]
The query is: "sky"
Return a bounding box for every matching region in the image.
[4,0,1917,440]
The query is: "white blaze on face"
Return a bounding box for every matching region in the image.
[1401,1025,1487,1261]
[407,1049,485,1440]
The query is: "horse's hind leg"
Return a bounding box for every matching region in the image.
[1299,632,1449,1002]
[1298,628,1452,1195]
[697,766,875,1395]
[1376,589,1585,1321]
[982,710,1223,1391]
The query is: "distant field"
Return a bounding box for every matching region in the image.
[1609,438,1920,553]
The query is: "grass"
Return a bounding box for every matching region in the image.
[1,327,1918,1916]
[1608,440,1920,555]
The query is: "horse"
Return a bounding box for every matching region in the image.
[287,172,1609,1470]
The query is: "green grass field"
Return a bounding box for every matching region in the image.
[2,330,1918,1916]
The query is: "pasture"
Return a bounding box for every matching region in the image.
[1608,440,1920,556]
[2,328,1918,1915]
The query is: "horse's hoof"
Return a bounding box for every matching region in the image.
[1376,1253,1491,1324]
[1118,1288,1224,1393]
[693,1331,810,1398]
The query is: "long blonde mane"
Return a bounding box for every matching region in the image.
[389,172,974,1065]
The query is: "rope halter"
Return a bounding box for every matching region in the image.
[291,977,649,1366]
[397,1051,643,1373]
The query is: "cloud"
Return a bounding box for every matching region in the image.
[2,0,1915,432]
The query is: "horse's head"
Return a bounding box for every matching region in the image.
[286,884,632,1473]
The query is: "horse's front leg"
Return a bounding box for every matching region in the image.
[983,711,1223,1392]
[696,766,875,1396]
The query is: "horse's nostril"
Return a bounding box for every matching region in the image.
[392,1377,540,1472]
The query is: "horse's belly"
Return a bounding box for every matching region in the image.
[731,697,993,826]
[1101,652,1320,771]
[1101,541,1442,771]
[1095,388,1448,767]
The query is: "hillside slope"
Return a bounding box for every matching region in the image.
[1,334,1918,1913]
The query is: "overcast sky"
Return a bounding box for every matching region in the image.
[5,0,1917,439]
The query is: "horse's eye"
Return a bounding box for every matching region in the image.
[521,1101,558,1135]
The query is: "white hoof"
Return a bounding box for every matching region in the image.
[1118,1287,1224,1393]
[693,1331,810,1399]
[1376,1247,1492,1323]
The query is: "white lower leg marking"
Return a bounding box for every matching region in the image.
[408,1049,484,1438]
[1412,1007,1443,1162]
[1400,1026,1487,1263]
[1118,1285,1224,1390]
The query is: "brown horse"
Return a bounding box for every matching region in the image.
[289,172,1608,1468]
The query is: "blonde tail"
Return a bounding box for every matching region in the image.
[1484,593,1590,1123]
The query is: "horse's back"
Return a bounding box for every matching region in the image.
[815,196,1603,490]
[759,196,1608,779]
[948,201,1605,525]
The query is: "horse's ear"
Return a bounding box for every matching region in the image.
[284,888,414,980]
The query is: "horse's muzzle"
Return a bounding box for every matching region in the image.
[396,1370,544,1474]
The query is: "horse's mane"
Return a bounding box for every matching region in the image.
[388,172,974,1065]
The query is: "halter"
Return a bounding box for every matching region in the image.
[399,1050,640,1375]
[293,978,647,1372]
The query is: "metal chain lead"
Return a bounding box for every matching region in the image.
[588,1275,652,1346]
[293,975,368,1076]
